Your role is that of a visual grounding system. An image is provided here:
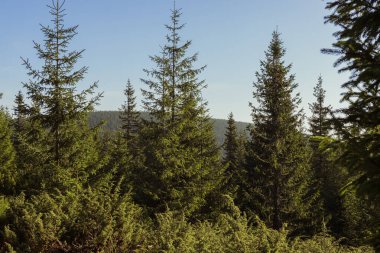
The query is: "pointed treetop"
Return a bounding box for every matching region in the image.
[308,75,331,136]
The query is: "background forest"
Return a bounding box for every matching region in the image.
[0,0,379,252]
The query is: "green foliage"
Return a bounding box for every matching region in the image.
[120,79,140,142]
[322,0,380,204]
[0,196,9,225]
[136,6,223,217]
[0,1,377,252]
[12,91,27,151]
[19,0,103,192]
[2,187,145,253]
[308,76,332,136]
[64,187,145,252]
[146,212,196,252]
[291,234,374,253]
[322,2,380,247]
[117,80,143,194]
[309,136,345,236]
[243,31,322,234]
[101,131,134,194]
[144,211,291,253]
[308,82,340,235]
[2,192,67,252]
[222,112,246,198]
[139,211,373,253]
[0,106,17,195]
[340,189,380,248]
[318,136,380,248]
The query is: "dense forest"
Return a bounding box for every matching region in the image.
[0,0,379,252]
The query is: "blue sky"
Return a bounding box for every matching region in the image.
[0,0,348,122]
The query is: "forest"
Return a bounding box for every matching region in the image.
[0,0,379,252]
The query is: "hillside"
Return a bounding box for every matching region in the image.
[89,111,249,146]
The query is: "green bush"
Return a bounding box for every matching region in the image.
[1,188,145,253]
[136,211,374,253]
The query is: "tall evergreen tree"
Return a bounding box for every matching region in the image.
[243,31,320,233]
[308,78,344,235]
[12,91,30,161]
[120,79,140,142]
[0,94,17,195]
[222,113,245,198]
[20,0,102,191]
[322,1,380,248]
[308,76,331,137]
[223,113,239,174]
[12,94,49,194]
[137,5,222,217]
[106,79,141,195]
[322,0,380,202]
[13,91,27,136]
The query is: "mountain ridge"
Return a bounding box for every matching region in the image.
[89,111,250,145]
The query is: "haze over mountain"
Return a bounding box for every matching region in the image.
[89,111,249,145]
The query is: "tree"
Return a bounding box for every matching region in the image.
[322,0,380,203]
[322,1,380,246]
[222,113,245,198]
[20,0,103,191]
[136,5,222,217]
[243,31,321,234]
[0,94,17,195]
[115,80,141,193]
[308,76,331,137]
[308,76,338,228]
[13,91,27,136]
[308,76,331,201]
[120,79,140,142]
[12,91,27,170]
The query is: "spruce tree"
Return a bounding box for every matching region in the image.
[322,2,380,247]
[308,76,331,137]
[322,0,380,202]
[13,91,27,135]
[222,113,245,198]
[243,31,320,233]
[137,5,222,217]
[0,94,17,195]
[12,91,29,163]
[20,0,102,191]
[120,79,140,142]
[106,80,142,195]
[308,78,344,234]
[12,95,48,194]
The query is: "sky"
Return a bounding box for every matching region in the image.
[0,0,349,122]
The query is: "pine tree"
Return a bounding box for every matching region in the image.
[308,76,331,136]
[12,91,29,163]
[137,5,222,217]
[308,78,344,234]
[0,94,17,195]
[222,113,245,198]
[322,0,380,203]
[13,91,27,136]
[308,76,332,196]
[20,0,103,191]
[116,80,141,191]
[243,31,320,233]
[120,79,140,141]
[322,3,380,247]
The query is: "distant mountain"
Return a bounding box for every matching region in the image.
[89,111,250,146]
